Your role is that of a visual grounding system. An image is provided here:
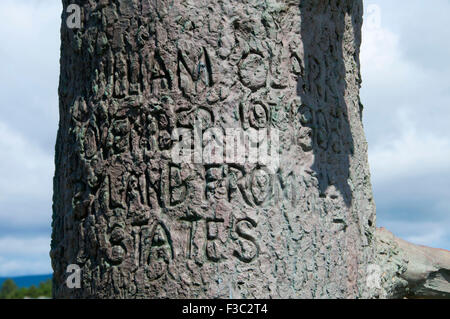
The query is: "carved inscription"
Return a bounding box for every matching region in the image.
[178,45,214,97]
[233,219,258,263]
[52,0,373,299]
[142,223,173,281]
[239,53,267,90]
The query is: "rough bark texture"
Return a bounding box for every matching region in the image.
[52,0,378,298]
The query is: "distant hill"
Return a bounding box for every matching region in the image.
[0,274,52,288]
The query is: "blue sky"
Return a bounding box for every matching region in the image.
[0,0,448,277]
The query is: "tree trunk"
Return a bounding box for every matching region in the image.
[52,0,378,298]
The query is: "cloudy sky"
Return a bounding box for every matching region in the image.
[0,0,448,277]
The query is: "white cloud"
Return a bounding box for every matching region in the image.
[0,236,50,256]
[0,258,52,278]
[362,10,400,73]
[382,220,449,250]
[361,5,450,186]
[0,0,58,239]
[0,121,53,234]
[0,0,61,151]
[362,2,450,250]
[368,112,450,184]
[0,121,53,200]
[0,1,58,276]
[0,236,51,277]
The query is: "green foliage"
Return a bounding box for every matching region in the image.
[0,278,52,299]
[0,279,18,298]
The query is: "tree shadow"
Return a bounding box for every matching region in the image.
[298,0,363,207]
